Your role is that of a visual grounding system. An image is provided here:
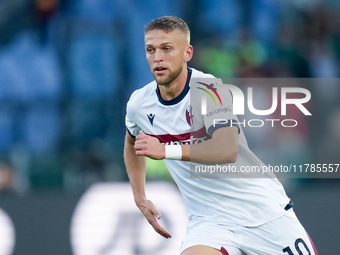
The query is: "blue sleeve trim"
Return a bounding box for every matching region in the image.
[207,120,240,136]
[284,200,294,211]
[126,128,136,139]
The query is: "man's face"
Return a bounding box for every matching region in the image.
[145,29,192,86]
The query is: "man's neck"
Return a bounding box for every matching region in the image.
[158,67,188,101]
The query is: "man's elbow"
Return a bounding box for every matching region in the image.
[228,140,239,163]
[215,148,238,164]
[227,150,238,163]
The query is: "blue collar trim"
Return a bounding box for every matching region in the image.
[156,68,192,106]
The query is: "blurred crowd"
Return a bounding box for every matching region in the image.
[0,0,339,193]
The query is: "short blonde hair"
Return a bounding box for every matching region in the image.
[145,16,190,43]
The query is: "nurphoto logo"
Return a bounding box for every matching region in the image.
[223,85,311,116]
[199,83,312,128]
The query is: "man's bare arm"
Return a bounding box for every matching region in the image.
[124,131,147,203]
[124,131,171,238]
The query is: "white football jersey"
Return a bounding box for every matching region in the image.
[126,68,290,227]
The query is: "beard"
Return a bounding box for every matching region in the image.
[153,65,183,86]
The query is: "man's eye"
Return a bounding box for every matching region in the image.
[146,48,154,53]
[164,47,171,52]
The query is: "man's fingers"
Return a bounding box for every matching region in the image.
[150,205,161,219]
[155,226,172,239]
[134,142,147,156]
[141,200,171,239]
[149,217,172,239]
[136,130,146,140]
[134,137,146,154]
[149,209,172,238]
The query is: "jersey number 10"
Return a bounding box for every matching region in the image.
[282,238,311,255]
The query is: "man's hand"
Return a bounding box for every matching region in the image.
[134,131,165,159]
[136,199,172,239]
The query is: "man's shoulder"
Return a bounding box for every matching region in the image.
[128,80,157,102]
[191,68,216,79]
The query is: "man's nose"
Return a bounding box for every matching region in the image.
[154,49,163,62]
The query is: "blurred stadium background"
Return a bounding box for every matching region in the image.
[0,0,339,254]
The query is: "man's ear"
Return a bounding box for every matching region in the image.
[184,45,193,62]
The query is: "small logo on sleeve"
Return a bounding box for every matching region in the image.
[147,113,155,125]
[196,82,223,106]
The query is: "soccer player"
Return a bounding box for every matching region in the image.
[124,16,318,255]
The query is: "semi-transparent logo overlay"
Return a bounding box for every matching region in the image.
[189,78,339,178]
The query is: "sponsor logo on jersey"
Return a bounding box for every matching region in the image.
[148,127,211,145]
[147,113,155,125]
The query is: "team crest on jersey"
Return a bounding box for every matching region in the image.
[147,113,155,125]
[186,106,194,126]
